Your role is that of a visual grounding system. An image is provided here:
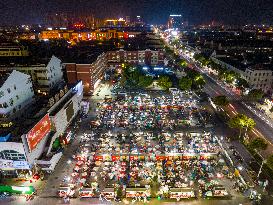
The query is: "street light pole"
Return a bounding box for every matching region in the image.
[257,160,266,178]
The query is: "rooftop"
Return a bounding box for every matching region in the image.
[248,63,273,71]
[217,56,249,71]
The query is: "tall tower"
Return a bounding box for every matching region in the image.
[168,14,182,29]
[125,16,131,26]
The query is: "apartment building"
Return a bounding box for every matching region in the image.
[0,70,34,123]
[65,53,107,95]
[107,49,165,67]
[244,65,273,92]
[0,56,64,95]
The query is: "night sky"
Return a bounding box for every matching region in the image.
[1,0,273,25]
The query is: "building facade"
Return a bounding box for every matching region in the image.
[47,81,83,155]
[0,82,83,176]
[39,29,136,42]
[65,53,107,95]
[0,70,34,123]
[0,56,64,95]
[168,15,183,29]
[211,56,273,93]
[244,65,273,92]
[64,50,165,95]
[107,49,165,67]
[0,45,29,57]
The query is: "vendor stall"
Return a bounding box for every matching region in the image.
[125,188,150,198]
[169,188,195,199]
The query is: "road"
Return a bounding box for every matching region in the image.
[203,71,273,145]
[178,52,273,146]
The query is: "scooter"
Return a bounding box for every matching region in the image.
[25,194,34,201]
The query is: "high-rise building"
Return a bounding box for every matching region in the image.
[125,16,131,26]
[104,18,126,28]
[134,16,145,27]
[45,12,69,28]
[168,14,183,29]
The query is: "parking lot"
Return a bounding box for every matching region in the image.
[55,89,251,203]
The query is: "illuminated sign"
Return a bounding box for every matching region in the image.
[72,81,83,96]
[0,159,29,170]
[48,86,68,107]
[73,23,84,29]
[0,160,29,170]
[0,122,13,128]
[11,186,34,194]
[26,114,51,152]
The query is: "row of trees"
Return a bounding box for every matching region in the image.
[212,95,256,138]
[228,114,256,138]
[165,44,206,91]
[178,70,206,91]
[194,53,265,102]
[120,66,153,89]
[193,53,210,67]
[212,95,273,175]
[120,66,174,90]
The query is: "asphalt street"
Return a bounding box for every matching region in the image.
[202,71,273,145]
[178,52,273,146]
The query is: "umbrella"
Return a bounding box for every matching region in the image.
[82,172,88,177]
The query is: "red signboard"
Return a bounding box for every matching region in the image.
[26,114,51,152]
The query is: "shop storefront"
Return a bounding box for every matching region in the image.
[169,188,195,199]
[125,188,150,198]
[0,142,30,178]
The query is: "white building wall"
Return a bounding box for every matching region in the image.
[0,70,34,120]
[46,55,64,88]
[52,94,81,134]
[21,132,50,166]
[47,82,83,154]
[245,68,273,92]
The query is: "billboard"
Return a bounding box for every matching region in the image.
[0,159,30,170]
[65,101,75,123]
[26,114,51,152]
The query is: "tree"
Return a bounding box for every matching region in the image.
[193,74,206,89]
[150,175,160,198]
[218,67,228,80]
[209,61,222,72]
[180,59,188,67]
[186,70,206,89]
[213,95,229,106]
[179,77,192,91]
[157,76,172,90]
[121,66,153,89]
[116,186,123,199]
[228,114,256,137]
[138,75,153,88]
[193,53,201,61]
[248,138,268,151]
[225,71,237,84]
[267,155,273,170]
[52,138,61,150]
[236,78,249,90]
[246,89,264,101]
